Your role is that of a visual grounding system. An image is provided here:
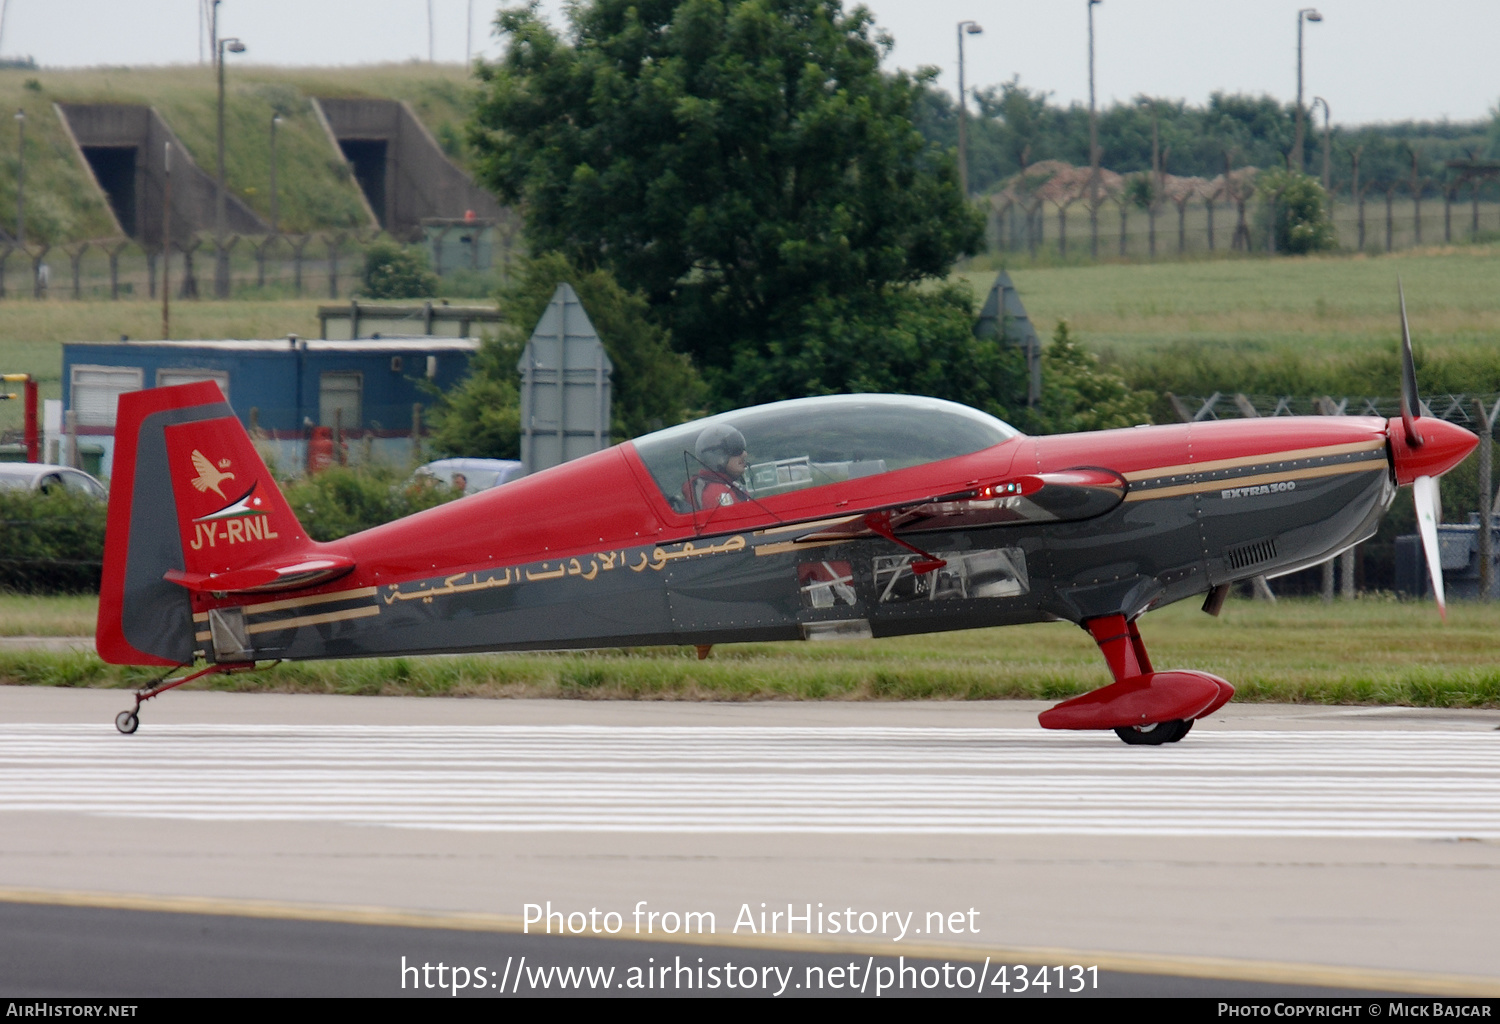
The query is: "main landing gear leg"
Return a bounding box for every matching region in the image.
[114,663,258,734]
[1036,614,1233,744]
[1086,615,1185,745]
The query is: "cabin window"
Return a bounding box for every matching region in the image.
[319,371,363,429]
[631,394,1020,512]
[71,365,143,427]
[157,368,229,400]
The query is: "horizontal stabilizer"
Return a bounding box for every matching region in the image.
[163,555,355,595]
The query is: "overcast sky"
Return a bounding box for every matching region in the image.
[2,1,1494,126]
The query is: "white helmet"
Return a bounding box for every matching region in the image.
[694,423,746,472]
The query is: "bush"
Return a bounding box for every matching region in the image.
[0,490,106,593]
[360,240,438,299]
[1256,170,1337,254]
[1027,320,1154,434]
[281,465,461,541]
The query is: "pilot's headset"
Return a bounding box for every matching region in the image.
[694,424,746,474]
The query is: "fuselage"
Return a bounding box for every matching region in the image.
[186,407,1398,665]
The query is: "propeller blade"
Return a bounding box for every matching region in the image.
[1413,473,1446,619]
[1398,278,1423,448]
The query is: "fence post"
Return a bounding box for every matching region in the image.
[0,244,9,299]
[178,240,201,299]
[1384,186,1395,252]
[67,242,88,299]
[327,233,344,299]
[31,244,49,298]
[1478,399,1499,600]
[1409,148,1423,246]
[108,241,128,300]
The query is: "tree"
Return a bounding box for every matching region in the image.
[361,240,438,299]
[727,282,1026,418]
[1256,170,1337,254]
[427,253,706,458]
[469,0,983,405]
[1030,321,1153,434]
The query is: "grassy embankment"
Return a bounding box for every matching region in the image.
[0,63,480,241]
[3,594,1497,707]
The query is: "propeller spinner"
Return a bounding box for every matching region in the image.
[1388,280,1478,618]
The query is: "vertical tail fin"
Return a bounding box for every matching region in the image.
[97,382,347,665]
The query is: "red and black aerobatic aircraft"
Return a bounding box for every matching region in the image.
[97,291,1476,743]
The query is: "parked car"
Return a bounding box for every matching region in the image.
[0,463,107,499]
[412,458,525,496]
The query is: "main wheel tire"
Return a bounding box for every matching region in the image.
[115,711,139,735]
[1114,719,1187,745]
[1165,718,1194,742]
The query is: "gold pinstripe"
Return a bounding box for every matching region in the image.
[1123,439,1386,483]
[193,586,380,624]
[194,604,379,643]
[1122,457,1387,502]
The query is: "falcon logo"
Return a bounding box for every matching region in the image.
[190,450,235,498]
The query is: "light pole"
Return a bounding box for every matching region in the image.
[1312,96,1331,193]
[215,35,246,298]
[270,113,282,235]
[1293,8,1322,172]
[1087,0,1103,258]
[956,20,982,199]
[13,108,23,249]
[162,141,172,339]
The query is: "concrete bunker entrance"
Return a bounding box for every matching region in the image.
[56,102,267,245]
[314,97,503,239]
[80,146,138,237]
[338,138,388,229]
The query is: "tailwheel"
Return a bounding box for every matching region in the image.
[115,710,139,735]
[1114,719,1189,745]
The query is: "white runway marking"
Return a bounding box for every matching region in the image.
[0,725,1497,837]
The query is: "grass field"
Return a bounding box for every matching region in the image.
[962,243,1500,356]
[4,595,1497,708]
[5,244,1499,437]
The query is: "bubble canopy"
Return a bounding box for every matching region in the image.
[630,394,1022,511]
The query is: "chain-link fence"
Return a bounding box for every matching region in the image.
[0,227,525,302]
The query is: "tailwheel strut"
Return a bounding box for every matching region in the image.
[114,662,263,734]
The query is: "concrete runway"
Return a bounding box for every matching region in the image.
[1,686,1498,996]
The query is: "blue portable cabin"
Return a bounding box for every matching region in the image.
[62,337,478,477]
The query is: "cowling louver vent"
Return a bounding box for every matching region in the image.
[1226,538,1278,572]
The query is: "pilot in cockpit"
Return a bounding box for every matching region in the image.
[686,423,751,509]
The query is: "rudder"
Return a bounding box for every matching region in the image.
[97,382,344,665]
